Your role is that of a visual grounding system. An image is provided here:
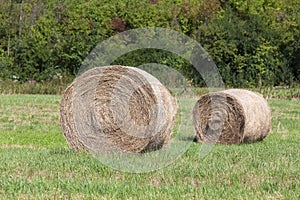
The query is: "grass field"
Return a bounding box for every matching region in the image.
[0,94,299,199]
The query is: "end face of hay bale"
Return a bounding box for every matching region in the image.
[60,65,177,153]
[192,89,271,144]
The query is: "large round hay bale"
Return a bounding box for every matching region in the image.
[60,65,177,153]
[192,89,271,144]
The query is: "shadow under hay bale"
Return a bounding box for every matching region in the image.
[60,65,177,153]
[192,89,271,144]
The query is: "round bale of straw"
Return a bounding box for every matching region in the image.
[60,65,177,153]
[192,89,271,144]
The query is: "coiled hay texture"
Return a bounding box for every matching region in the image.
[192,89,271,144]
[60,66,177,153]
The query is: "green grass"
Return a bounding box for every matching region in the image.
[0,95,299,199]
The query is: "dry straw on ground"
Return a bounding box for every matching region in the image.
[192,89,271,144]
[60,65,177,153]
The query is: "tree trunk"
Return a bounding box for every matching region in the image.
[7,0,15,56]
[18,0,24,39]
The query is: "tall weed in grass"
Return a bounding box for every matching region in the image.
[0,78,72,95]
[192,86,300,100]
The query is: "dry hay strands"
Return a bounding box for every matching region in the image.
[192,89,271,144]
[60,65,177,153]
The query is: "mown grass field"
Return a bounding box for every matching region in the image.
[0,94,299,199]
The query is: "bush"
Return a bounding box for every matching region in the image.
[0,0,299,90]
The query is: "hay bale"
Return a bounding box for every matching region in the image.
[192,89,271,144]
[60,65,177,153]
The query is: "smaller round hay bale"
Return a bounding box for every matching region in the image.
[192,89,271,144]
[60,65,177,153]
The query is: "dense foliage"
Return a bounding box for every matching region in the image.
[0,0,299,87]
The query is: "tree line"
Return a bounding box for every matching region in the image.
[0,0,299,88]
